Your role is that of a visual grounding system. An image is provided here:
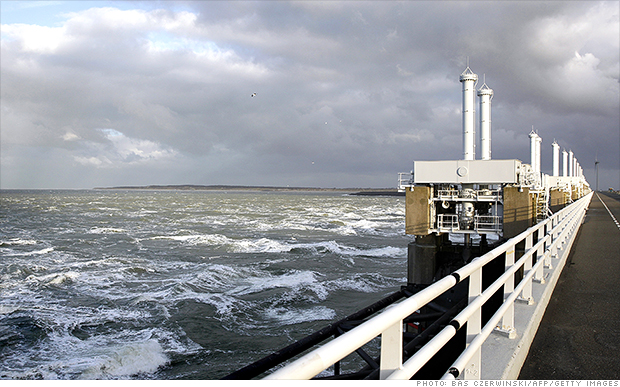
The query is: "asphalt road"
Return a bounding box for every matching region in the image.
[519,192,620,380]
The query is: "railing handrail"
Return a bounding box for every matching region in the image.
[264,192,592,380]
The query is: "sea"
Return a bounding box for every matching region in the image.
[0,189,410,380]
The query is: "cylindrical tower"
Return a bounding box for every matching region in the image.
[552,141,560,176]
[569,150,574,177]
[562,149,568,177]
[576,161,580,178]
[575,159,579,178]
[460,67,478,161]
[529,130,540,173]
[478,82,493,160]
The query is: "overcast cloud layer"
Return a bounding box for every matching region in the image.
[1,1,619,189]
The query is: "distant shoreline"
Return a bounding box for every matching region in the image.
[93,184,404,196]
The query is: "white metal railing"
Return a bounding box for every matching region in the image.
[436,189,502,201]
[474,215,502,232]
[398,172,413,191]
[436,214,502,233]
[437,213,459,232]
[436,189,460,199]
[264,192,592,380]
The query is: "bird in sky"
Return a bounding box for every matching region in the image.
[251,93,256,97]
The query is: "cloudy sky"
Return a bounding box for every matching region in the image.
[1,1,618,189]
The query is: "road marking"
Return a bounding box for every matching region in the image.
[596,193,620,231]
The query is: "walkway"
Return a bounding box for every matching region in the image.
[519,192,620,379]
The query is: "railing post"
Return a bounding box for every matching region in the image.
[380,317,403,380]
[464,267,482,379]
[550,215,559,259]
[557,212,567,251]
[519,234,535,304]
[534,229,545,284]
[543,223,553,269]
[497,246,516,338]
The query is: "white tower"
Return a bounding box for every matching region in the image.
[529,130,541,173]
[562,149,568,177]
[575,159,579,178]
[478,81,493,160]
[568,150,574,177]
[460,67,478,161]
[552,141,560,176]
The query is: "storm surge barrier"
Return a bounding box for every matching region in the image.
[264,192,592,380]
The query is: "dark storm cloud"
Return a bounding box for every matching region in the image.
[1,1,618,189]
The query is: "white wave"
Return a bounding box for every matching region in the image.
[229,270,320,296]
[148,233,230,246]
[34,247,54,255]
[79,340,169,379]
[328,273,402,293]
[92,206,121,212]
[0,238,38,246]
[0,305,181,380]
[196,293,247,317]
[0,304,20,314]
[329,277,384,293]
[3,247,54,256]
[265,305,336,325]
[24,271,80,287]
[231,237,290,253]
[203,238,405,259]
[353,246,407,258]
[144,265,260,316]
[285,240,350,255]
[206,211,401,237]
[288,241,405,258]
[148,233,295,254]
[88,227,127,234]
[350,219,381,230]
[312,218,402,237]
[47,271,80,285]
[189,263,260,291]
[173,235,372,257]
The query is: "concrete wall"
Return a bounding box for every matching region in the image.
[503,186,533,239]
[549,188,568,213]
[406,186,431,235]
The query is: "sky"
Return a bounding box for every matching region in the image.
[1,1,619,190]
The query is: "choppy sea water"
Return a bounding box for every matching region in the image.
[0,190,409,380]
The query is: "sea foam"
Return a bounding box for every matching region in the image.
[79,340,169,379]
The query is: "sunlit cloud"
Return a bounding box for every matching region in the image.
[1,23,66,52]
[73,129,178,168]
